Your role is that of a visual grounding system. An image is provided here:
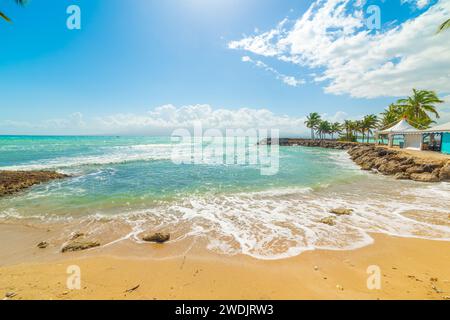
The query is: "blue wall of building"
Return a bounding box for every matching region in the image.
[442,133,450,154]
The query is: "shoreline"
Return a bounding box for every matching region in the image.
[1,141,449,300]
[1,233,449,300]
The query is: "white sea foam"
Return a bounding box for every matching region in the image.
[2,182,449,260]
[36,181,445,261]
[0,150,173,171]
[239,187,313,197]
[0,142,250,171]
[401,182,450,200]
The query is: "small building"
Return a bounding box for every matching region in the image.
[376,119,421,149]
[421,122,450,154]
[376,119,450,154]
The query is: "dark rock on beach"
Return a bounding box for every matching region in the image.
[61,241,101,253]
[70,232,86,241]
[37,241,49,249]
[5,292,17,299]
[330,208,353,216]
[142,233,171,243]
[319,217,336,226]
[0,171,69,197]
[394,172,410,180]
[439,163,450,180]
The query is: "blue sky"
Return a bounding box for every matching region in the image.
[0,0,449,135]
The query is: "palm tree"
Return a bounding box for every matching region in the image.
[343,120,353,141]
[394,89,443,129]
[317,121,331,140]
[342,120,359,142]
[362,115,378,143]
[330,122,342,140]
[304,112,321,140]
[438,19,450,33]
[1,0,27,23]
[380,104,402,129]
[353,120,364,142]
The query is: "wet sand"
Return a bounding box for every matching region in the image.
[1,233,449,300]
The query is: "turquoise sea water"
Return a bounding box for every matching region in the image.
[0,135,361,216]
[1,136,449,259]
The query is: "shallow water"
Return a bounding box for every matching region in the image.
[1,136,449,260]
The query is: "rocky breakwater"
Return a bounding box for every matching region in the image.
[263,138,450,183]
[264,138,366,150]
[348,145,450,183]
[0,171,69,197]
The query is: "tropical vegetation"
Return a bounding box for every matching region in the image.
[305,88,444,143]
[304,112,321,140]
[1,0,27,23]
[438,19,450,33]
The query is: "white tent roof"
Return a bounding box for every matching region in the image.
[422,121,450,133]
[378,119,420,135]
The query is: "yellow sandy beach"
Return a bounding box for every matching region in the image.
[1,233,449,300]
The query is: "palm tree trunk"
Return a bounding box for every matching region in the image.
[0,11,11,22]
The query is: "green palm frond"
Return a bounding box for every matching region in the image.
[391,89,443,129]
[14,0,28,5]
[438,19,450,33]
[0,11,11,22]
[1,0,28,23]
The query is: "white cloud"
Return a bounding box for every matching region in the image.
[241,56,305,87]
[402,0,431,9]
[97,104,309,135]
[1,105,356,136]
[228,0,450,99]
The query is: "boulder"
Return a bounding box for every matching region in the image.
[378,161,402,175]
[406,166,425,174]
[372,157,388,169]
[398,165,412,172]
[70,232,85,240]
[37,241,48,249]
[330,208,353,216]
[5,292,16,299]
[439,162,450,181]
[410,173,440,183]
[400,157,415,166]
[395,172,410,180]
[62,241,100,253]
[142,233,171,244]
[319,217,336,226]
[360,163,373,171]
[422,163,441,173]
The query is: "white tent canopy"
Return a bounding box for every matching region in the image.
[378,119,420,135]
[422,121,450,133]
